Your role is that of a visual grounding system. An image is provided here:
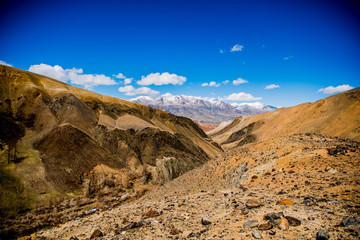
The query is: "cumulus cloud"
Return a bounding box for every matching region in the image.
[0,60,12,66]
[137,72,186,86]
[114,73,126,79]
[232,78,248,85]
[124,78,133,85]
[29,64,68,82]
[220,49,224,54]
[317,84,354,94]
[201,81,220,87]
[118,85,159,96]
[222,80,229,85]
[29,63,117,89]
[230,44,244,52]
[209,81,220,87]
[224,92,262,101]
[265,84,280,89]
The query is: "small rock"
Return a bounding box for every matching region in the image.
[84,208,97,215]
[325,167,337,174]
[244,220,259,228]
[120,193,130,201]
[258,222,273,230]
[170,227,181,235]
[252,230,263,239]
[246,199,263,208]
[278,199,293,206]
[232,207,249,216]
[278,218,289,230]
[90,229,103,239]
[327,148,337,156]
[285,216,301,226]
[264,212,284,221]
[201,217,211,225]
[316,230,330,240]
[269,230,276,235]
[240,207,249,215]
[145,209,161,218]
[342,216,360,226]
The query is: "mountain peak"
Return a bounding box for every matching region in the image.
[129,94,277,124]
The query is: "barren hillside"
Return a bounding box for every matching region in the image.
[0,65,222,239]
[210,88,360,150]
[35,133,360,239]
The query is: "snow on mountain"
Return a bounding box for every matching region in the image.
[231,102,278,115]
[129,95,277,124]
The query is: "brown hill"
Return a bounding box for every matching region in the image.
[0,65,222,236]
[211,88,360,149]
[2,64,359,239]
[23,85,360,240]
[33,133,360,240]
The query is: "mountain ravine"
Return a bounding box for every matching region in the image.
[0,65,222,238]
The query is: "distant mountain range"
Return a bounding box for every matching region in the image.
[129,94,277,124]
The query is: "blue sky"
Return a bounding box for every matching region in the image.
[1,0,359,107]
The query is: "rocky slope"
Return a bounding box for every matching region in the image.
[32,133,360,239]
[130,95,277,125]
[210,88,360,150]
[0,65,222,238]
[27,88,360,240]
[2,65,359,239]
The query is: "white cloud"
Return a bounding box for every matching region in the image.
[220,49,224,54]
[283,56,294,60]
[265,84,280,89]
[114,73,126,79]
[137,72,186,86]
[317,84,354,94]
[124,78,133,85]
[0,60,12,66]
[201,81,220,87]
[29,64,68,82]
[222,80,229,85]
[224,92,262,101]
[118,85,160,96]
[29,63,117,89]
[232,78,248,85]
[230,44,244,52]
[209,81,220,87]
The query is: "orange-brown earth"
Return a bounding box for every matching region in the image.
[33,133,360,239]
[1,65,359,239]
[0,65,222,239]
[210,88,360,150]
[195,122,218,132]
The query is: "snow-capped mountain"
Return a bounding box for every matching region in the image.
[231,102,278,115]
[129,94,277,124]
